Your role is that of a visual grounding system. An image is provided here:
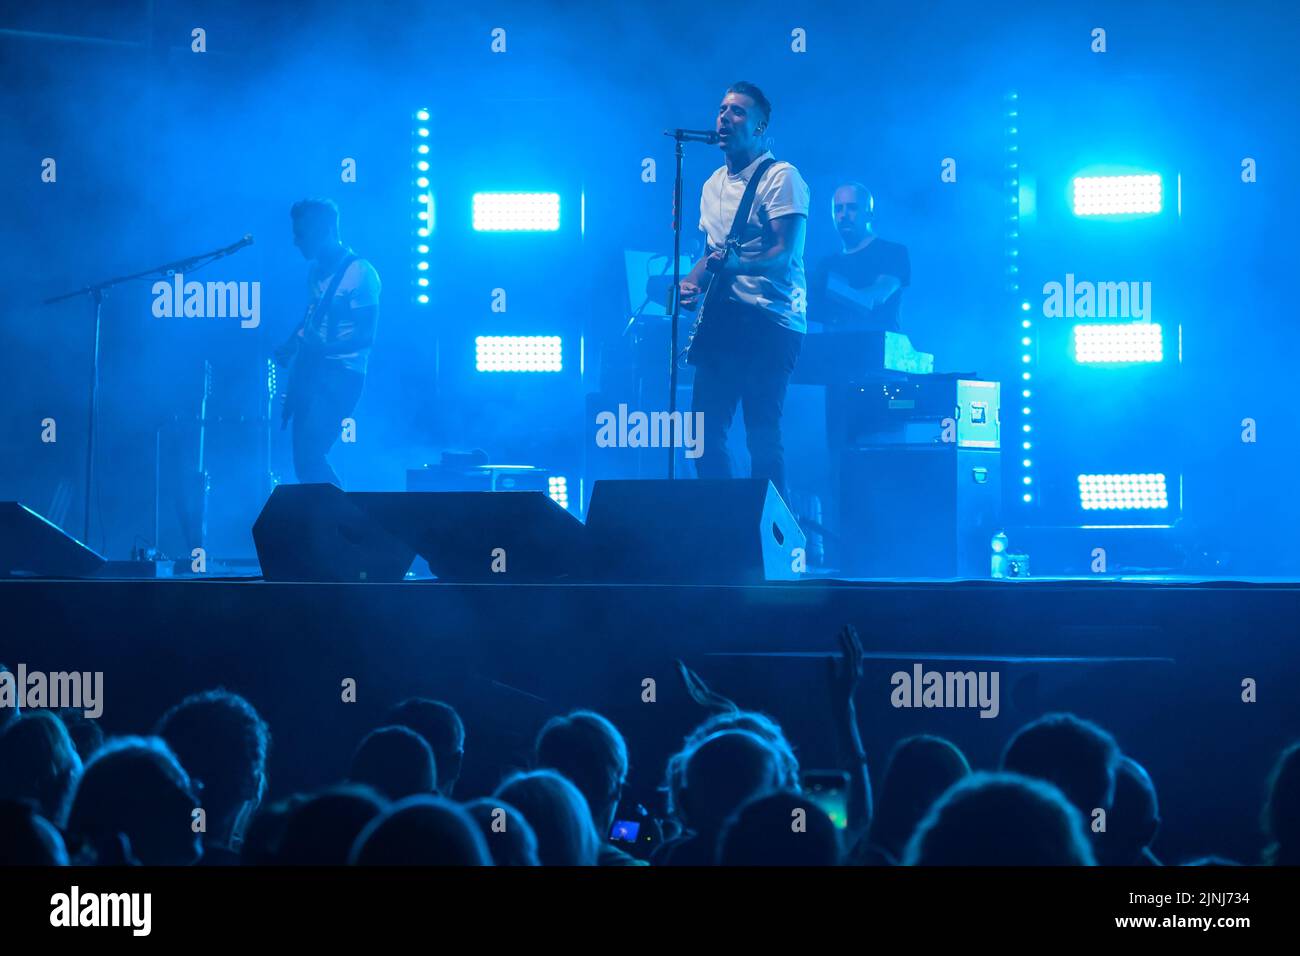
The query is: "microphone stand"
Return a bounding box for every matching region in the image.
[43,237,253,545]
[670,130,691,481]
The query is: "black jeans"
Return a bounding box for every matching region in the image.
[291,366,364,487]
[689,299,803,500]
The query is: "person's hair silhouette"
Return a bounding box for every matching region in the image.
[905,771,1096,866]
[717,790,841,866]
[66,736,202,865]
[348,725,436,801]
[349,795,490,865]
[494,769,600,866]
[1099,756,1161,865]
[0,711,82,827]
[860,735,970,864]
[1263,740,1300,865]
[156,689,270,859]
[534,710,627,848]
[1001,712,1119,817]
[278,784,387,865]
[657,729,781,866]
[382,698,465,796]
[463,798,541,866]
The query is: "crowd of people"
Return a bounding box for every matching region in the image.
[1,631,1296,866]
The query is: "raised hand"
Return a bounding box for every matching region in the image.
[827,624,871,835]
[828,623,865,712]
[675,658,738,714]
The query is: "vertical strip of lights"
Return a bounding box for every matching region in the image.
[1006,91,1033,505]
[413,108,433,306]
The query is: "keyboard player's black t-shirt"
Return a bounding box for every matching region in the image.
[810,237,911,331]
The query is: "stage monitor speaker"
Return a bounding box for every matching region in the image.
[584,479,806,584]
[0,503,105,578]
[252,484,416,583]
[349,491,585,582]
[839,446,1001,578]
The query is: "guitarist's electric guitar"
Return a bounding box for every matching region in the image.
[681,241,738,367]
[277,310,319,428]
[276,254,358,428]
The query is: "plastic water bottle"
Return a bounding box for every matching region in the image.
[991,531,1009,579]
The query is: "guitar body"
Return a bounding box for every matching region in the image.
[280,341,322,428]
[683,241,737,367]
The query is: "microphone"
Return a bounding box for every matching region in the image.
[665,128,720,144]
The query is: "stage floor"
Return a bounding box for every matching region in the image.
[2,575,1297,864]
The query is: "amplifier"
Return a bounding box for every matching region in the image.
[839,445,1002,578]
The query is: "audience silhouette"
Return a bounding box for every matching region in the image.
[4,645,1287,868]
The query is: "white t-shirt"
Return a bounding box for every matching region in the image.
[698,150,810,333]
[304,255,381,374]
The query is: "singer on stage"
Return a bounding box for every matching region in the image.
[679,82,809,504]
[274,198,382,487]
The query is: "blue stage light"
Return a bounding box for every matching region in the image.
[1073,323,1163,363]
[475,335,563,372]
[1078,473,1169,510]
[1072,174,1162,216]
[472,192,560,232]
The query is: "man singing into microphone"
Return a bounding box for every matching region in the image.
[679,82,809,504]
[274,198,381,486]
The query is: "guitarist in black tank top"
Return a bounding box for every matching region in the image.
[678,82,810,505]
[274,198,381,487]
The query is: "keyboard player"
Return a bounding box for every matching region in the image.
[808,182,910,332]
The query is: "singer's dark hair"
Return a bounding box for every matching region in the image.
[727,81,772,127]
[290,198,340,235]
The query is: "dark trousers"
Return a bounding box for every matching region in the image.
[291,367,364,487]
[689,300,803,500]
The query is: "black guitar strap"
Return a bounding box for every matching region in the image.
[312,251,359,345]
[723,157,778,248]
[684,157,779,366]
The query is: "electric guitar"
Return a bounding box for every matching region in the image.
[276,254,358,428]
[681,240,738,366]
[276,310,318,428]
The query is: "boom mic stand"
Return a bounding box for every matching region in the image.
[662,128,716,479]
[43,235,253,544]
